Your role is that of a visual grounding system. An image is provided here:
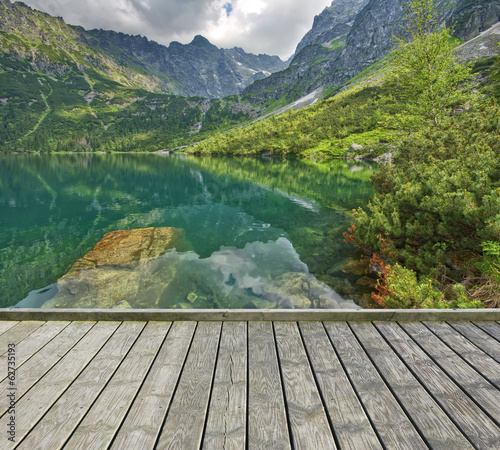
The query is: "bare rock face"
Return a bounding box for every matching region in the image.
[88,31,287,98]
[455,21,500,63]
[42,227,191,309]
[348,143,364,153]
[294,0,370,55]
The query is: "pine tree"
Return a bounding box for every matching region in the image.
[388,0,475,129]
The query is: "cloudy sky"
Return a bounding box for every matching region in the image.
[21,0,333,59]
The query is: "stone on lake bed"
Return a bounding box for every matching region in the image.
[62,227,191,276]
[356,275,377,288]
[42,227,191,309]
[343,258,369,276]
[261,272,348,309]
[243,299,277,309]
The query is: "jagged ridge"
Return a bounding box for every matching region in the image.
[0,0,286,99]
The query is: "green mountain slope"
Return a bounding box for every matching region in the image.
[187,35,500,160]
[0,1,286,98]
[0,0,172,91]
[0,62,258,152]
[1,0,498,154]
[188,83,399,158]
[0,0,264,152]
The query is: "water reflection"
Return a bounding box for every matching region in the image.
[0,153,374,308]
[37,237,356,310]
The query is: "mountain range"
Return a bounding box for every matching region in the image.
[0,0,499,153]
[0,0,287,99]
[244,0,500,102]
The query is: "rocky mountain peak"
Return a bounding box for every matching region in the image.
[191,35,213,47]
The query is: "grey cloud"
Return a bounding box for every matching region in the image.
[217,0,329,57]
[20,0,333,58]
[127,0,222,35]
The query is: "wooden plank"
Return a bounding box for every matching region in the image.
[156,321,222,450]
[424,321,500,388]
[111,321,196,450]
[0,321,119,448]
[324,321,427,449]
[449,321,500,363]
[474,321,500,341]
[64,321,168,449]
[274,321,336,449]
[401,322,500,423]
[0,321,19,336]
[0,321,70,382]
[299,321,382,450]
[203,321,247,450]
[350,322,472,449]
[389,310,500,321]
[247,321,291,450]
[375,321,500,449]
[0,321,45,356]
[17,322,145,450]
[0,321,95,415]
[2,308,500,322]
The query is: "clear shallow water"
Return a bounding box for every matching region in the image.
[0,154,375,308]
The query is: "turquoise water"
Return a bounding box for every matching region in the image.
[0,154,375,308]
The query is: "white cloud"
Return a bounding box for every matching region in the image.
[20,0,333,58]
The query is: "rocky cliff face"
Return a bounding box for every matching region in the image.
[294,0,370,55]
[449,0,500,41]
[325,0,500,88]
[0,0,286,99]
[244,0,500,102]
[244,0,370,101]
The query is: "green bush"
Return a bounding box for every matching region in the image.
[469,241,500,307]
[373,262,483,309]
[355,102,500,266]
[351,101,500,305]
[373,263,447,308]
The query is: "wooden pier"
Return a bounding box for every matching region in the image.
[0,309,499,449]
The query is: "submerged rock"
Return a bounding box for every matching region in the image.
[62,227,191,276]
[342,258,369,277]
[42,227,191,309]
[42,231,360,310]
[243,299,277,309]
[356,275,377,288]
[262,272,348,309]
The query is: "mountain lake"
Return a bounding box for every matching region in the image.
[0,153,376,309]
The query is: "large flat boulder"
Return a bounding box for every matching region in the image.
[42,227,191,309]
